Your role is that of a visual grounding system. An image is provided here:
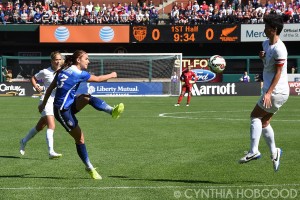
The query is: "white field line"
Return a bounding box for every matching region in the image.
[0,184,299,190]
[158,111,300,122]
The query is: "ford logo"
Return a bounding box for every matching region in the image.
[192,69,216,82]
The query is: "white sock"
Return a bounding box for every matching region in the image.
[46,129,54,154]
[262,124,277,155]
[23,127,38,143]
[250,118,262,154]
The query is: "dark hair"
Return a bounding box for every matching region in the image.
[57,50,86,74]
[263,13,284,35]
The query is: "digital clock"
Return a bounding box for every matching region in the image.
[130,25,240,43]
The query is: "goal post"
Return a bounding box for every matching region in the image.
[62,53,183,96]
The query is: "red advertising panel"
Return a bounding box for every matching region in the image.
[289,82,300,95]
[131,25,240,43]
[40,25,130,43]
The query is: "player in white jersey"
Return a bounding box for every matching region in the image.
[239,13,289,172]
[20,51,63,159]
[39,50,124,179]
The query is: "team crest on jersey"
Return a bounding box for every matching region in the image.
[133,26,147,42]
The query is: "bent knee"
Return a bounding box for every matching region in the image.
[77,93,91,101]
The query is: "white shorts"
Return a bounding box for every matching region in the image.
[40,98,54,117]
[257,93,289,114]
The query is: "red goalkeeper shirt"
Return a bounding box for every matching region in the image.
[180,69,197,87]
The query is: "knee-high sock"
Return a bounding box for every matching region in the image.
[46,129,54,154]
[262,124,276,155]
[250,118,262,154]
[187,95,191,104]
[23,127,38,143]
[76,143,94,169]
[177,95,183,104]
[89,96,112,114]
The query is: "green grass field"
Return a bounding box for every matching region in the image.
[0,96,299,200]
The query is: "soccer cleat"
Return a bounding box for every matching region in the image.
[86,168,102,180]
[272,148,282,172]
[239,151,261,164]
[19,139,26,155]
[186,104,190,107]
[112,103,124,119]
[174,104,180,106]
[49,152,63,159]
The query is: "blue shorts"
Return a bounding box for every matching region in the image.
[54,102,79,132]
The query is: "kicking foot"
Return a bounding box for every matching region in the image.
[239,151,261,164]
[112,103,124,119]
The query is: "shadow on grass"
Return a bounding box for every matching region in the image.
[109,175,224,184]
[109,176,264,185]
[0,174,88,180]
[0,155,41,160]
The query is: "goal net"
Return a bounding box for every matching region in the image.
[62,53,182,96]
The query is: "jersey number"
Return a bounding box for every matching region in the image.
[57,74,69,88]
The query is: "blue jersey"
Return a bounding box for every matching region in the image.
[54,65,91,110]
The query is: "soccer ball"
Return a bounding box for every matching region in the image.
[208,55,226,73]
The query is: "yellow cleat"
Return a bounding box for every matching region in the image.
[112,103,124,119]
[86,168,102,180]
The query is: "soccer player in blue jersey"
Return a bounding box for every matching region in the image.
[38,50,124,179]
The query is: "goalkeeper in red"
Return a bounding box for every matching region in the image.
[175,65,198,106]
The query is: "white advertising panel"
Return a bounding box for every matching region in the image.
[241,24,300,42]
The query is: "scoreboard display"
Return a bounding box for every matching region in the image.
[131,25,240,43]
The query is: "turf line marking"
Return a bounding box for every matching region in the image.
[159,111,300,122]
[1,184,299,190]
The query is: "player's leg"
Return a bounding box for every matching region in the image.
[45,115,62,159]
[70,125,102,180]
[186,87,192,106]
[54,106,101,179]
[44,100,62,159]
[261,93,288,171]
[262,120,282,171]
[20,117,47,155]
[239,104,267,163]
[261,114,276,156]
[76,94,124,119]
[175,86,186,106]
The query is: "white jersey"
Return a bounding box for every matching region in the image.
[262,39,289,95]
[34,67,56,103]
[34,67,56,116]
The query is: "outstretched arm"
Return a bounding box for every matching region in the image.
[87,72,117,82]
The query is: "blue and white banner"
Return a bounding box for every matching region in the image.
[76,82,163,96]
[241,24,300,42]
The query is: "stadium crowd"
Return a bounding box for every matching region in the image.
[0,0,299,25]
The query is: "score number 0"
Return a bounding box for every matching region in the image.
[151,28,215,42]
